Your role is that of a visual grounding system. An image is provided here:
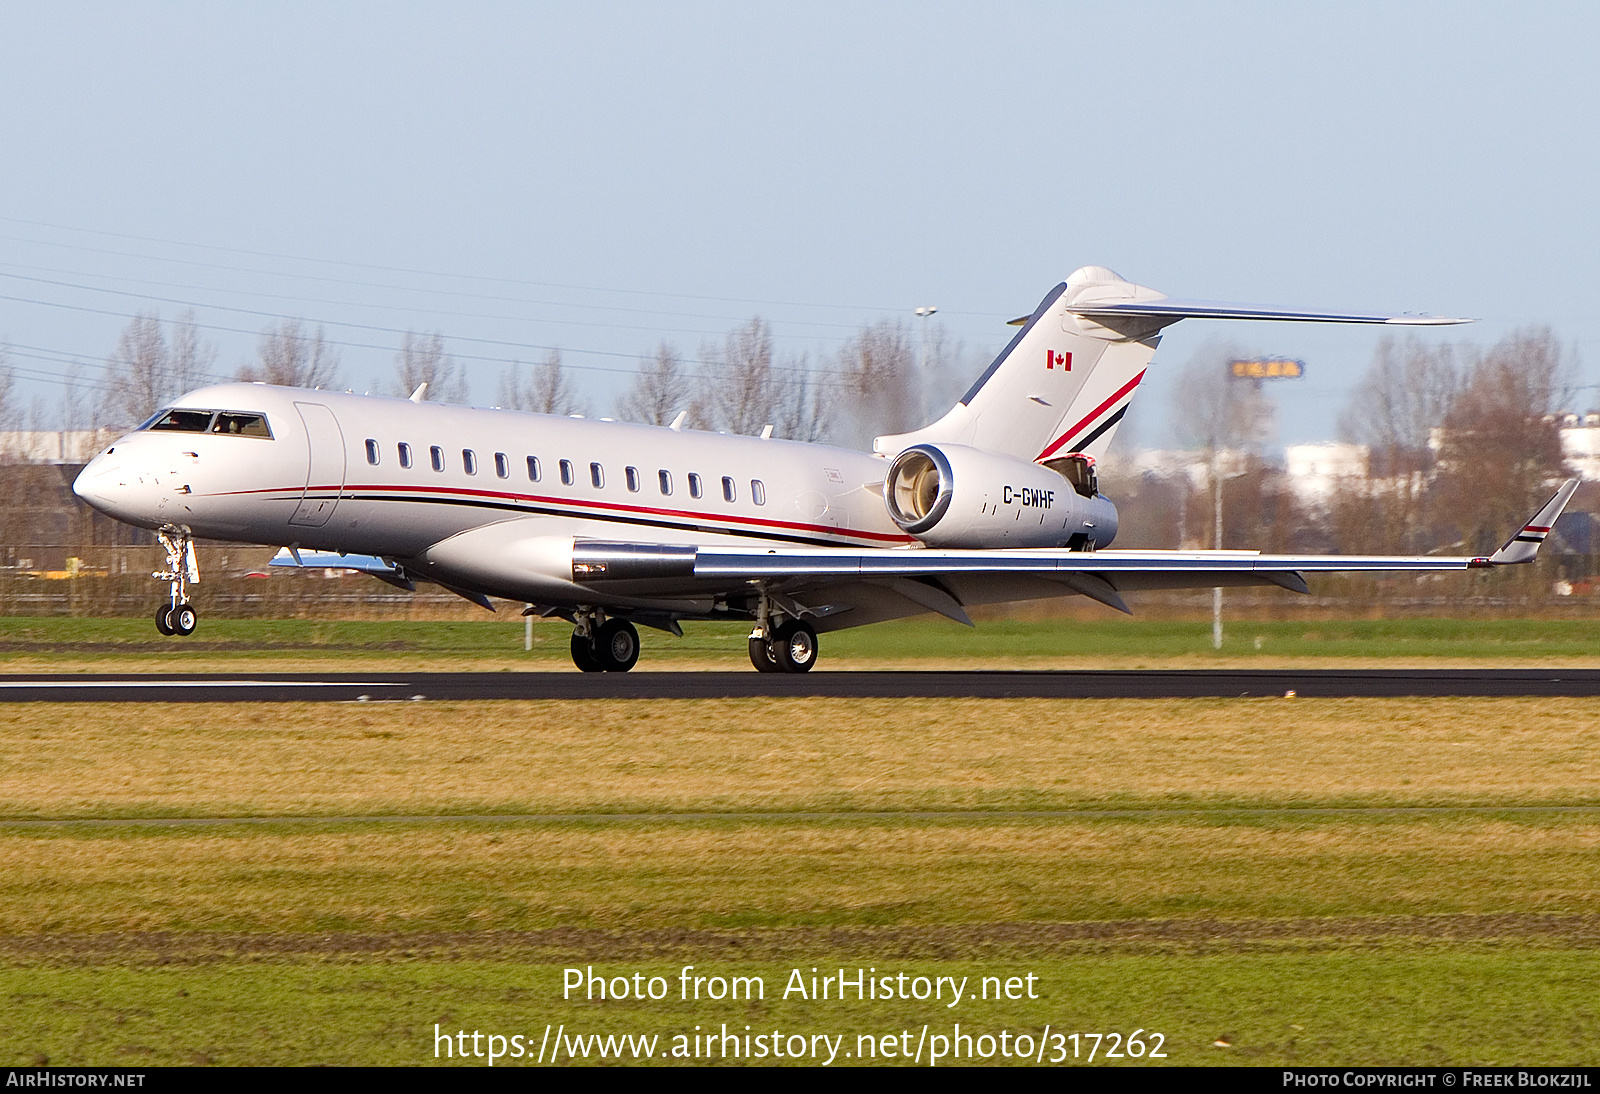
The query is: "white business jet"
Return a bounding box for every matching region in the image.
[72,266,1577,672]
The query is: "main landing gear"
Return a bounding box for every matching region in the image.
[570,611,640,672]
[747,590,819,674]
[153,528,200,637]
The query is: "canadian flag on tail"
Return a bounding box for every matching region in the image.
[1047,349,1072,370]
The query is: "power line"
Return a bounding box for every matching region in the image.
[0,243,888,335]
[0,214,1010,319]
[0,287,871,385]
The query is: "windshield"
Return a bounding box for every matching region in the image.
[149,409,214,433]
[211,412,271,437]
[146,409,273,438]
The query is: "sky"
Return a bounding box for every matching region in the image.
[1,1,1597,450]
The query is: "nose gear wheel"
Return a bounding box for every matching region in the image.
[153,529,200,637]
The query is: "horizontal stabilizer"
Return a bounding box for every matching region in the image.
[1064,298,1471,326]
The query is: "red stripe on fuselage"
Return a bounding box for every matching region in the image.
[211,481,915,545]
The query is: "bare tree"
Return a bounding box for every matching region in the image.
[239,320,341,388]
[1338,336,1461,474]
[100,312,170,427]
[834,320,917,449]
[499,349,586,416]
[389,331,465,403]
[616,342,693,426]
[58,361,85,436]
[702,318,777,436]
[771,352,832,442]
[1432,327,1571,553]
[1171,340,1275,452]
[0,345,16,461]
[1168,340,1278,554]
[1331,337,1461,553]
[168,310,217,397]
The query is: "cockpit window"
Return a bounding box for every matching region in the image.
[146,408,273,438]
[211,412,271,438]
[149,409,214,433]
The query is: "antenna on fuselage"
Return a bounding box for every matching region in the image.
[409,383,428,403]
[669,410,687,431]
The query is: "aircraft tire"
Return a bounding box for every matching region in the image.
[749,636,781,672]
[571,633,604,672]
[154,603,175,637]
[171,603,198,637]
[595,619,640,672]
[772,620,818,673]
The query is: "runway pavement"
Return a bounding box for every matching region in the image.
[3,668,1600,701]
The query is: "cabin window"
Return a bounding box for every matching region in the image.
[722,476,736,503]
[494,452,509,479]
[527,456,541,482]
[625,466,640,492]
[462,449,478,475]
[430,446,444,472]
[751,479,766,506]
[211,413,271,438]
[149,409,213,433]
[658,470,672,495]
[560,459,575,486]
[365,439,380,465]
[688,473,703,499]
[590,462,604,488]
[398,443,413,469]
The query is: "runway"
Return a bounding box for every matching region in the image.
[3,668,1600,701]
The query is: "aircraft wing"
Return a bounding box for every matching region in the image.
[569,480,1579,623]
[273,481,1577,629]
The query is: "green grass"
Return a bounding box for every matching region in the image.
[2,615,1600,669]
[6,950,1598,1066]
[2,814,1597,933]
[4,687,1598,1065]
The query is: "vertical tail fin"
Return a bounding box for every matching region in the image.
[874,266,1169,464]
[874,267,1470,465]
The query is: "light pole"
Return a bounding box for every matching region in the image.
[1210,451,1249,650]
[915,306,938,375]
[1212,452,1224,650]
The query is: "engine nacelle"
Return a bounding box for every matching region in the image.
[883,443,1118,550]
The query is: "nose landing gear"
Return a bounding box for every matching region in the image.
[154,528,200,638]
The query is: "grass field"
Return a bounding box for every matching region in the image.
[2,614,1600,671]
[2,694,1598,1065]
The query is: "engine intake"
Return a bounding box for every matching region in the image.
[885,445,953,534]
[883,443,1117,550]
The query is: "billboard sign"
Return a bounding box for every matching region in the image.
[1230,358,1305,380]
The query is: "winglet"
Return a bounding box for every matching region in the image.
[1478,479,1580,566]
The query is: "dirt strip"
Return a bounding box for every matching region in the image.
[5,914,1599,965]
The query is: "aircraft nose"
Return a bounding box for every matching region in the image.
[72,455,125,514]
